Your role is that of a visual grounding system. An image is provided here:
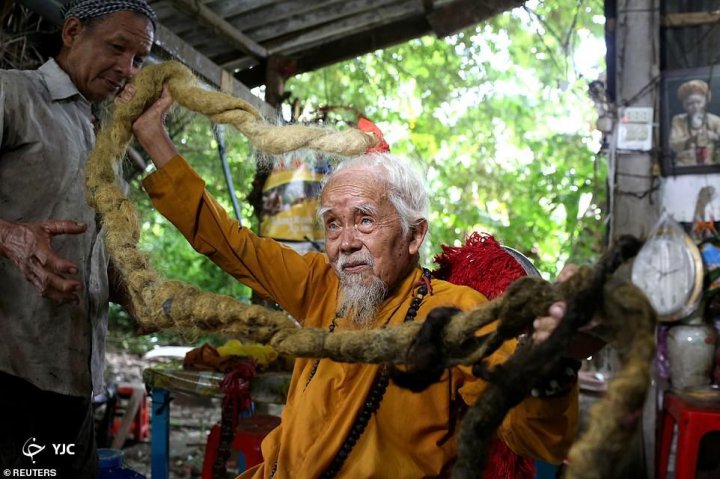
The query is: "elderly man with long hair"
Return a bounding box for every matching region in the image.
[122,85,593,478]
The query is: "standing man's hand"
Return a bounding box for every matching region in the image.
[0,219,86,304]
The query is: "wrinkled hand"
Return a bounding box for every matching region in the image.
[132,84,173,138]
[117,84,178,168]
[532,301,566,345]
[0,220,87,304]
[531,263,606,358]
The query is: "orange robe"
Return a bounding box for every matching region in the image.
[143,155,578,479]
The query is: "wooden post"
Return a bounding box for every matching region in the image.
[609,0,660,243]
[610,1,660,477]
[247,56,288,226]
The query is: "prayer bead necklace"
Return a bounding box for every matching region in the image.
[270,268,432,479]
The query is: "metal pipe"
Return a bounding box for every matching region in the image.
[213,124,243,225]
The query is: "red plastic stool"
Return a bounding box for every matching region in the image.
[110,384,150,444]
[656,390,720,479]
[202,414,281,478]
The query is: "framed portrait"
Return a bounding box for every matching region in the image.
[661,66,720,175]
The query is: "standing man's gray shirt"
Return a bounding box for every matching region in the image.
[0,58,110,397]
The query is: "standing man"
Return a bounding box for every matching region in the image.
[0,1,156,477]
[121,86,590,478]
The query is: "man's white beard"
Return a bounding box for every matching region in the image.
[335,253,387,327]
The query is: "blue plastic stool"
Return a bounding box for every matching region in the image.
[98,448,146,479]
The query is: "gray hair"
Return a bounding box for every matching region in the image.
[61,0,157,30]
[324,153,429,237]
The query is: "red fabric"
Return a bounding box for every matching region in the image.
[433,232,527,300]
[485,435,537,479]
[357,116,390,153]
[434,232,535,479]
[220,360,257,427]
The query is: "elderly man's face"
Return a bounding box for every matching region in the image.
[684,93,708,116]
[61,11,153,103]
[321,166,423,299]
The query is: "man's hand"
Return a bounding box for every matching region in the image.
[0,219,86,305]
[531,263,606,359]
[116,83,178,168]
[532,301,566,345]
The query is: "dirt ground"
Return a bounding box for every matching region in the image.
[103,348,223,479]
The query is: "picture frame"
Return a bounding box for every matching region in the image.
[661,66,720,175]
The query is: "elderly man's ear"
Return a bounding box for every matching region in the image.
[409,220,429,255]
[61,17,84,48]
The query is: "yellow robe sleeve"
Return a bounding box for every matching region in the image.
[142,154,331,324]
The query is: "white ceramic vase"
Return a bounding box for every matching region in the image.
[667,320,717,390]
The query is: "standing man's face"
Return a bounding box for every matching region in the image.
[683,93,708,116]
[61,11,154,103]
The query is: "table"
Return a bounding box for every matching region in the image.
[143,368,291,479]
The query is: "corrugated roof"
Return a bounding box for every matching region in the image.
[148,0,525,88]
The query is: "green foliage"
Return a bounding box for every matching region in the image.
[116,0,608,344]
[286,0,607,277]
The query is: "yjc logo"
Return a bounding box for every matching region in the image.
[52,443,75,455]
[21,437,45,464]
[21,437,75,464]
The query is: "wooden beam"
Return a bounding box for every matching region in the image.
[218,0,399,71]
[235,14,431,88]
[421,0,434,13]
[170,0,268,59]
[662,11,720,28]
[220,56,259,73]
[222,0,340,31]
[246,0,401,44]
[265,0,421,56]
[153,23,275,118]
[206,0,280,19]
[265,55,290,108]
[427,0,525,37]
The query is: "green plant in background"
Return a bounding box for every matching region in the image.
[113,0,607,344]
[286,0,606,277]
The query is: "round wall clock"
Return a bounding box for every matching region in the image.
[631,219,704,321]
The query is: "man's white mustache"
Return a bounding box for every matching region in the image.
[337,252,374,271]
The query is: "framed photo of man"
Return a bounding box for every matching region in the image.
[661,66,720,175]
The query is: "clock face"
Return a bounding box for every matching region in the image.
[631,235,699,317]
